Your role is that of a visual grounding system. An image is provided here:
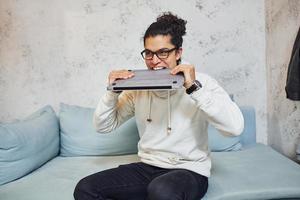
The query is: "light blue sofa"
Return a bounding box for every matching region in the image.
[1,103,300,200]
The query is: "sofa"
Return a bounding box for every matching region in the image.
[1,103,300,200]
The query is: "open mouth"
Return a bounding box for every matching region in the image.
[152,66,167,70]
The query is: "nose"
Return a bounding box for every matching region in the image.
[151,54,161,65]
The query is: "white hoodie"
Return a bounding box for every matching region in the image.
[93,72,244,177]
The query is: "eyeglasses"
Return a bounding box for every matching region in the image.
[141,47,177,60]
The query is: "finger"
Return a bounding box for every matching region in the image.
[126,71,135,78]
[170,66,183,75]
[119,70,134,77]
[109,71,134,84]
[118,72,134,79]
[108,76,116,84]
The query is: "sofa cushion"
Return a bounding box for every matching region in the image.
[208,124,242,152]
[59,103,253,156]
[59,103,139,156]
[209,106,257,151]
[0,105,59,185]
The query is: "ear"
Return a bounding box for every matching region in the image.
[175,48,183,61]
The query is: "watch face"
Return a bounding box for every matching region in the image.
[194,80,202,88]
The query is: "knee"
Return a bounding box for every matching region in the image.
[74,177,103,200]
[147,179,180,200]
[73,178,88,199]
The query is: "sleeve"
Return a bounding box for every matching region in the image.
[190,73,244,137]
[93,91,135,133]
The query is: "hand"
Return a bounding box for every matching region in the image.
[170,64,196,88]
[108,70,135,84]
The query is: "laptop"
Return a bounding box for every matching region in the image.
[107,68,184,91]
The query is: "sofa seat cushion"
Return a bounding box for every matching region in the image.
[0,154,140,200]
[1,144,300,200]
[207,144,300,200]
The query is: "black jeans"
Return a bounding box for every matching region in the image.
[74,162,208,200]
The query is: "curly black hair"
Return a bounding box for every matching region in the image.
[143,12,187,64]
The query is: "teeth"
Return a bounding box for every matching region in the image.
[153,66,166,70]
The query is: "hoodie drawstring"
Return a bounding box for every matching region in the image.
[167,90,171,134]
[147,91,152,122]
[146,91,172,135]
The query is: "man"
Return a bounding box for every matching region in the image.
[74,12,244,200]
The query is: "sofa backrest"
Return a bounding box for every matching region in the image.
[207,106,256,151]
[239,106,256,147]
[59,103,257,155]
[0,104,256,185]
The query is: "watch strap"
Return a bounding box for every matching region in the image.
[186,80,202,95]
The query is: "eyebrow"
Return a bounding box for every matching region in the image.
[145,48,173,52]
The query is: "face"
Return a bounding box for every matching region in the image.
[143,35,182,70]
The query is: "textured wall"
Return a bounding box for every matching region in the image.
[0,1,267,143]
[266,0,300,160]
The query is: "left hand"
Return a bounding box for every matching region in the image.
[170,64,196,88]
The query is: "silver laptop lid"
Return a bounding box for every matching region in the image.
[107,68,184,91]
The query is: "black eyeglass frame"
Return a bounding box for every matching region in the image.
[140,47,177,60]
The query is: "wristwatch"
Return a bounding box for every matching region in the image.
[186,80,202,95]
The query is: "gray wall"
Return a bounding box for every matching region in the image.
[1,0,298,159]
[266,0,300,160]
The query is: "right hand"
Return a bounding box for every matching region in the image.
[108,70,135,84]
